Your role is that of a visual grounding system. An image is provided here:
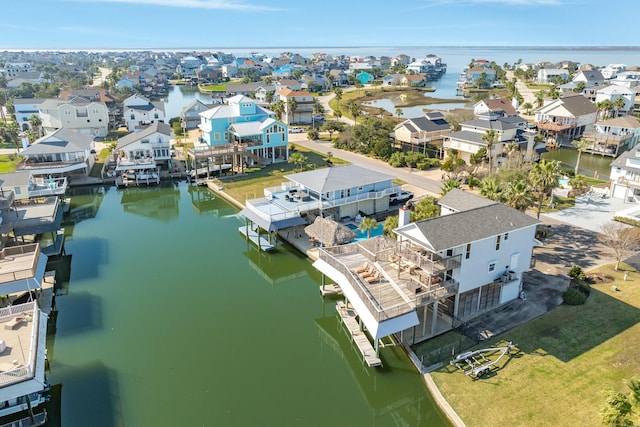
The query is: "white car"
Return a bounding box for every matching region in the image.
[289,127,304,133]
[389,191,414,204]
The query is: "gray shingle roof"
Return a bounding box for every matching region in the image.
[395,115,451,133]
[285,165,394,194]
[116,122,172,150]
[438,188,497,212]
[21,128,93,155]
[396,203,540,252]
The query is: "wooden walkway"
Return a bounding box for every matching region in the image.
[336,301,382,367]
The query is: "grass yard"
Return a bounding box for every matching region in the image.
[430,263,640,426]
[217,146,348,202]
[0,154,20,173]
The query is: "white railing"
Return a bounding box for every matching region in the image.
[117,157,156,167]
[29,177,68,197]
[0,244,39,284]
[0,302,38,386]
[244,199,311,223]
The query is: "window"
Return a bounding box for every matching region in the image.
[446,249,453,257]
[266,135,270,144]
[504,232,509,241]
[465,243,471,260]
[154,113,159,119]
[214,133,220,140]
[495,235,501,251]
[488,262,496,272]
[141,139,149,144]
[131,114,135,120]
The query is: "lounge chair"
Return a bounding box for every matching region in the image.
[355,262,369,273]
[365,271,380,283]
[359,266,376,279]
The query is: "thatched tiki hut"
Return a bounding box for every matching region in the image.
[304,217,357,247]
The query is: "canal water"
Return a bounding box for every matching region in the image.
[46,183,449,426]
[542,147,615,180]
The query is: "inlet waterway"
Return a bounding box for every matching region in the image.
[46,183,450,426]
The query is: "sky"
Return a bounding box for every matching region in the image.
[2,0,640,50]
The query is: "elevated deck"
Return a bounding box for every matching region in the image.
[336,301,382,367]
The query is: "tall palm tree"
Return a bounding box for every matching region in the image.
[522,102,533,115]
[334,109,342,121]
[287,98,297,124]
[29,114,42,137]
[271,100,285,121]
[613,97,626,117]
[348,101,361,125]
[529,159,560,219]
[503,180,534,211]
[481,129,498,175]
[534,90,546,108]
[359,217,378,239]
[334,88,343,106]
[571,138,591,176]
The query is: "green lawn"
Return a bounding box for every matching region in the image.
[0,154,20,173]
[217,146,348,202]
[430,263,640,427]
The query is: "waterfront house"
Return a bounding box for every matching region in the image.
[0,301,50,421]
[392,113,451,156]
[443,112,528,165]
[313,190,539,349]
[609,142,640,200]
[12,99,47,132]
[198,95,288,166]
[582,115,640,158]
[572,69,605,87]
[612,71,640,89]
[240,165,401,233]
[122,95,166,132]
[114,122,172,172]
[18,128,95,178]
[180,100,213,130]
[534,93,597,145]
[356,72,374,85]
[0,172,65,237]
[38,98,109,137]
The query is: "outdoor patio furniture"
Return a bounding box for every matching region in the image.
[359,266,376,279]
[365,272,380,283]
[355,262,369,273]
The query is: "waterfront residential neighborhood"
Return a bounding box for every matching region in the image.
[1,45,640,426]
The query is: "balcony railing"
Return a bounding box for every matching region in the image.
[0,302,38,386]
[0,244,40,284]
[617,177,640,189]
[28,177,68,197]
[583,129,633,143]
[536,119,576,131]
[20,159,87,170]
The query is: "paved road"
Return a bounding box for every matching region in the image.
[289,133,443,197]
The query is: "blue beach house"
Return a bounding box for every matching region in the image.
[356,72,374,85]
[199,95,289,165]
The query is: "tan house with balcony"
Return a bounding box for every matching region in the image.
[38,98,109,137]
[582,115,640,157]
[535,93,597,145]
[278,88,314,125]
[392,113,451,157]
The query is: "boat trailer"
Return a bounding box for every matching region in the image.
[450,342,515,378]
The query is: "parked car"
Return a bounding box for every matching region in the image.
[313,114,325,122]
[389,191,414,204]
[289,127,304,133]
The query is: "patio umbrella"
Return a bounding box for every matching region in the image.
[304,217,357,247]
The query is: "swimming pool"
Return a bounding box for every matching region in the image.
[346,223,384,240]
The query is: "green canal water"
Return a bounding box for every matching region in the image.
[542,147,616,180]
[46,183,449,427]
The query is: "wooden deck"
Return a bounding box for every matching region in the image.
[336,301,382,367]
[319,284,342,296]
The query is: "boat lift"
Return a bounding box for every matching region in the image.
[450,342,516,378]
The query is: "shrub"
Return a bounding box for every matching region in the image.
[568,265,586,281]
[307,129,319,140]
[613,216,640,227]
[562,287,586,305]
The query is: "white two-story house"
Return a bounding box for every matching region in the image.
[115,122,172,172]
[609,143,640,200]
[312,189,539,350]
[122,95,166,132]
[38,99,109,137]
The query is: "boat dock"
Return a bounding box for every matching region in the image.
[336,301,382,367]
[238,226,275,252]
[319,283,343,296]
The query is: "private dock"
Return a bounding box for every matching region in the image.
[336,301,382,367]
[238,225,275,252]
[319,283,343,296]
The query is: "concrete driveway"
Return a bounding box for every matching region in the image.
[542,195,635,234]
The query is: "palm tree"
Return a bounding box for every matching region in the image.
[534,90,546,108]
[569,174,588,194]
[571,138,591,176]
[613,97,626,117]
[522,102,533,115]
[529,159,560,219]
[503,180,534,211]
[29,114,43,137]
[440,179,461,195]
[597,99,613,120]
[382,215,398,237]
[480,177,502,201]
[265,90,274,104]
[359,217,378,239]
[271,100,285,121]
[334,88,343,106]
[334,109,342,121]
[395,108,403,118]
[288,152,307,171]
[481,129,498,175]
[287,98,298,124]
[348,101,361,125]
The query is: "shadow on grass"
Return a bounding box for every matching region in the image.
[501,286,640,363]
